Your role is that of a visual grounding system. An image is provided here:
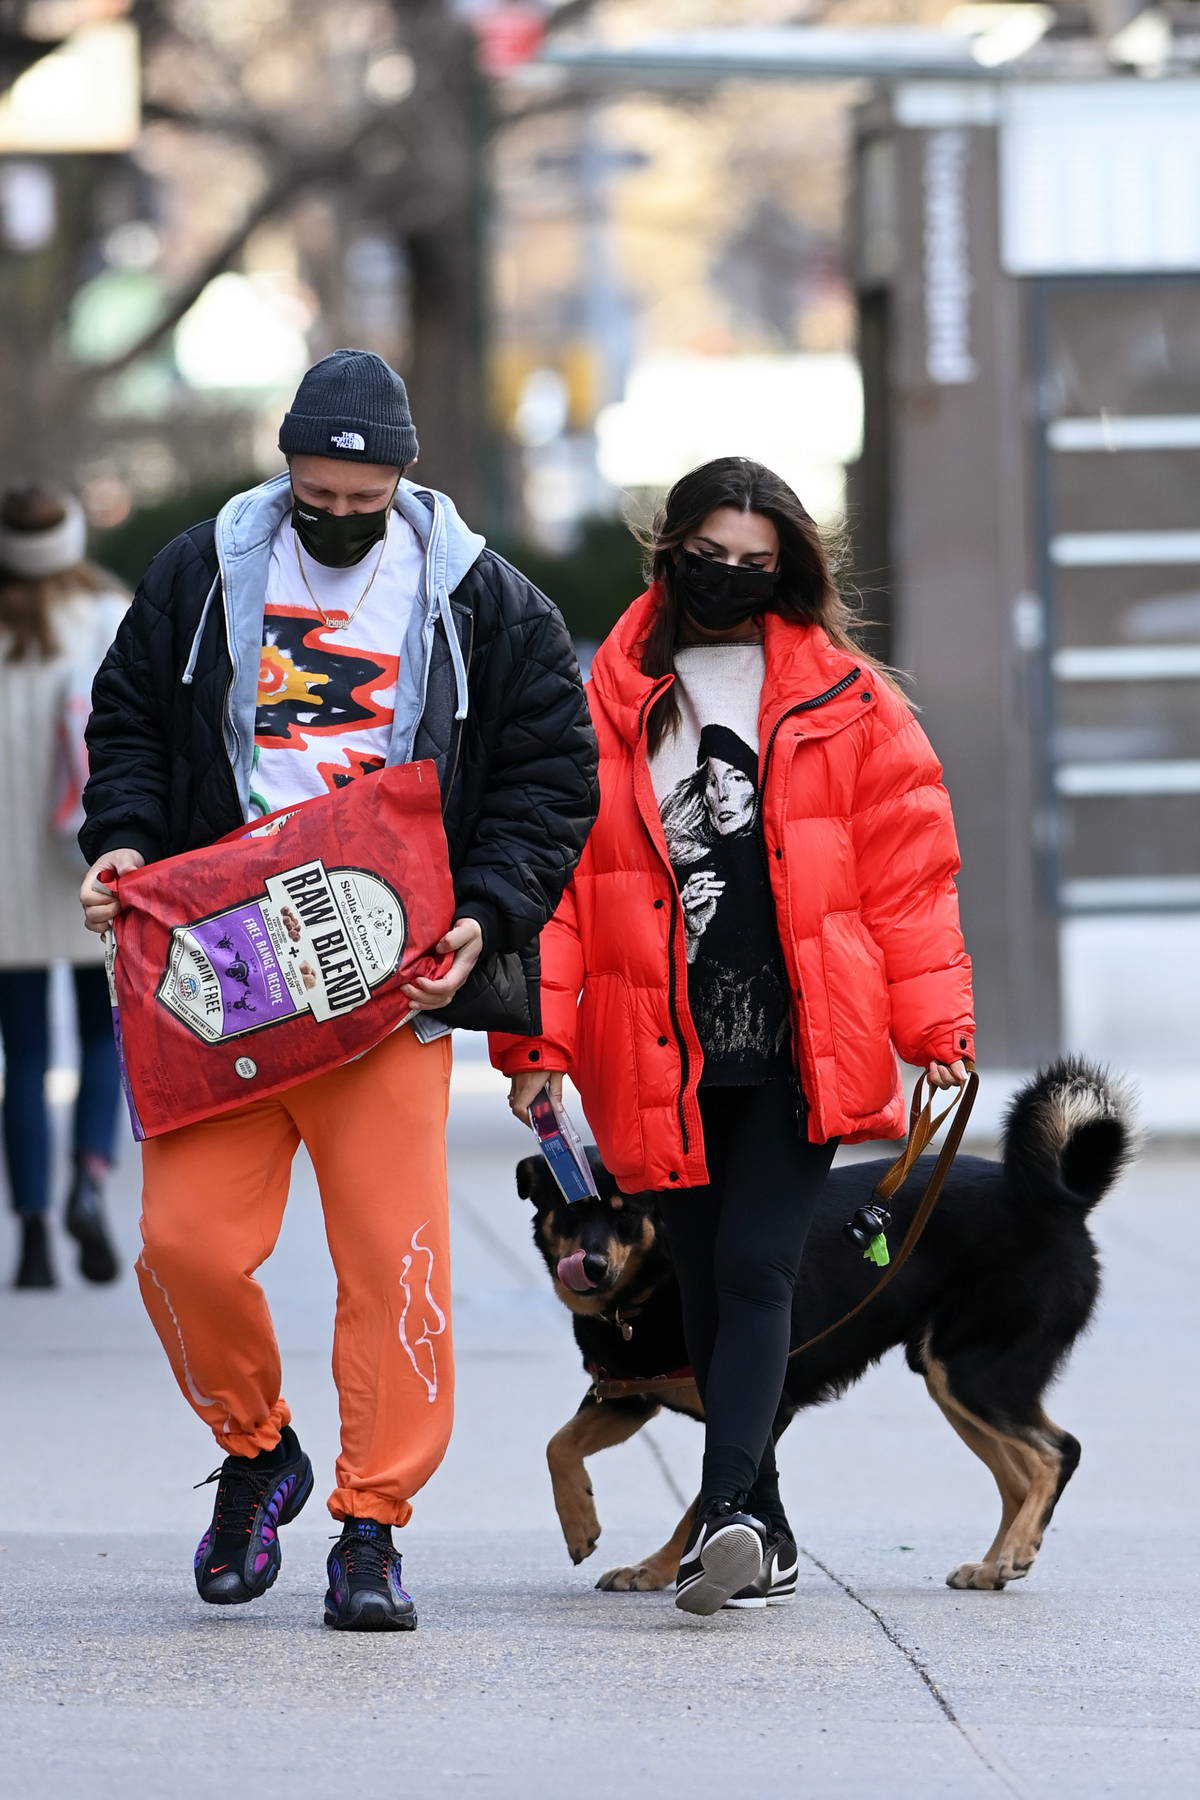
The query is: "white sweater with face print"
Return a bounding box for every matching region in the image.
[648,643,790,1086]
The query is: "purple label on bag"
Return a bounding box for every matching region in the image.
[189,905,299,1031]
[155,858,407,1044]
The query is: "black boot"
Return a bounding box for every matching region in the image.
[65,1156,119,1284]
[14,1215,56,1289]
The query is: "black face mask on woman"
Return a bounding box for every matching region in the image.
[291,490,396,569]
[674,549,779,632]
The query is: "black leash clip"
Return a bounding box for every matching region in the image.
[844,1201,892,1267]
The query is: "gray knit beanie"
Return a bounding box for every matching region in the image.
[278,348,419,467]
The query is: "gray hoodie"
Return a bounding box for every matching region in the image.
[183,471,486,819]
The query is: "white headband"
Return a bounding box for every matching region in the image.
[0,495,87,578]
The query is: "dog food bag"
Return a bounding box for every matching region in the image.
[103,761,456,1139]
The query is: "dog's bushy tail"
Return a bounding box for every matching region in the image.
[1002,1057,1139,1213]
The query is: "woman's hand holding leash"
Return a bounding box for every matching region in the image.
[509,1068,563,1124]
[80,847,145,934]
[927,1059,970,1090]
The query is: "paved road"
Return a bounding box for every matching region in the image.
[1,1055,1195,1799]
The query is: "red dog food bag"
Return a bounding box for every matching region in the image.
[103,761,456,1139]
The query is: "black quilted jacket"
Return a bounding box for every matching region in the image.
[80,520,599,1034]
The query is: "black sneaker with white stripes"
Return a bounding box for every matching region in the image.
[674,1499,767,1617]
[724,1533,799,1609]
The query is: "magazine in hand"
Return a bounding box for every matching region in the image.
[528,1084,599,1205]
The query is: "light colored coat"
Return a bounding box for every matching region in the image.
[0,589,127,967]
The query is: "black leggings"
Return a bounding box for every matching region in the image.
[658,1077,837,1524]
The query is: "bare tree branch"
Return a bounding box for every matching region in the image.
[65,112,438,396]
[23,0,494,511]
[83,0,476,399]
[140,98,289,157]
[489,83,597,135]
[482,0,605,134]
[544,0,601,35]
[68,187,305,395]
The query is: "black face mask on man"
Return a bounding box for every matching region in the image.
[291,488,396,569]
[674,549,779,632]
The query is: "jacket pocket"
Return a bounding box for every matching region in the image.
[573,972,645,1171]
[819,910,895,1118]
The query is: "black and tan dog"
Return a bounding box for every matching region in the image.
[517,1059,1136,1595]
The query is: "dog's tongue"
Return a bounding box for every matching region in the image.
[557,1249,595,1293]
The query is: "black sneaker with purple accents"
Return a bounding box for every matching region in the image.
[194,1425,314,1604]
[324,1519,417,1632]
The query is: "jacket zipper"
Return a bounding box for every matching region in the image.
[441,606,475,820]
[665,870,690,1155]
[211,572,243,823]
[204,553,242,815]
[637,681,691,1157]
[759,667,861,789]
[759,666,863,1107]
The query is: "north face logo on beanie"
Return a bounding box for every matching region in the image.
[278,349,419,468]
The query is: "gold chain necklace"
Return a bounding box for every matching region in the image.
[293,524,389,632]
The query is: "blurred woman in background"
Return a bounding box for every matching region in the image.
[0,486,128,1289]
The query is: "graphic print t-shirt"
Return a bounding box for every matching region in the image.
[251,515,424,817]
[648,644,791,1086]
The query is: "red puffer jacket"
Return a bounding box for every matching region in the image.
[491,588,975,1192]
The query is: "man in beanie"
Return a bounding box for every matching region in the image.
[78,350,598,1631]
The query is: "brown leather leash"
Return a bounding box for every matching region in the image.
[787,1062,979,1360]
[589,1365,697,1403]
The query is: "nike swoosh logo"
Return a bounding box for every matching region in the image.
[209,1564,229,1574]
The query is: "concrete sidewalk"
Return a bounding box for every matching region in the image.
[0,1069,1196,1799]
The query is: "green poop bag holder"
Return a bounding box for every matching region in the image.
[789,1062,979,1361]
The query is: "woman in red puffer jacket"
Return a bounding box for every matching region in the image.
[491,458,974,1617]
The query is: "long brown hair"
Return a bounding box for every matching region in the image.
[0,487,110,662]
[636,457,900,754]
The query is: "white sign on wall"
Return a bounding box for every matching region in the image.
[999,80,1200,275]
[923,127,977,385]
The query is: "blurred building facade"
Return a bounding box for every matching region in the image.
[526,2,1200,1069]
[3,0,1198,1069]
[852,75,1200,1065]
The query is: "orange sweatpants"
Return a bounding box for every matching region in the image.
[136,1026,453,1528]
